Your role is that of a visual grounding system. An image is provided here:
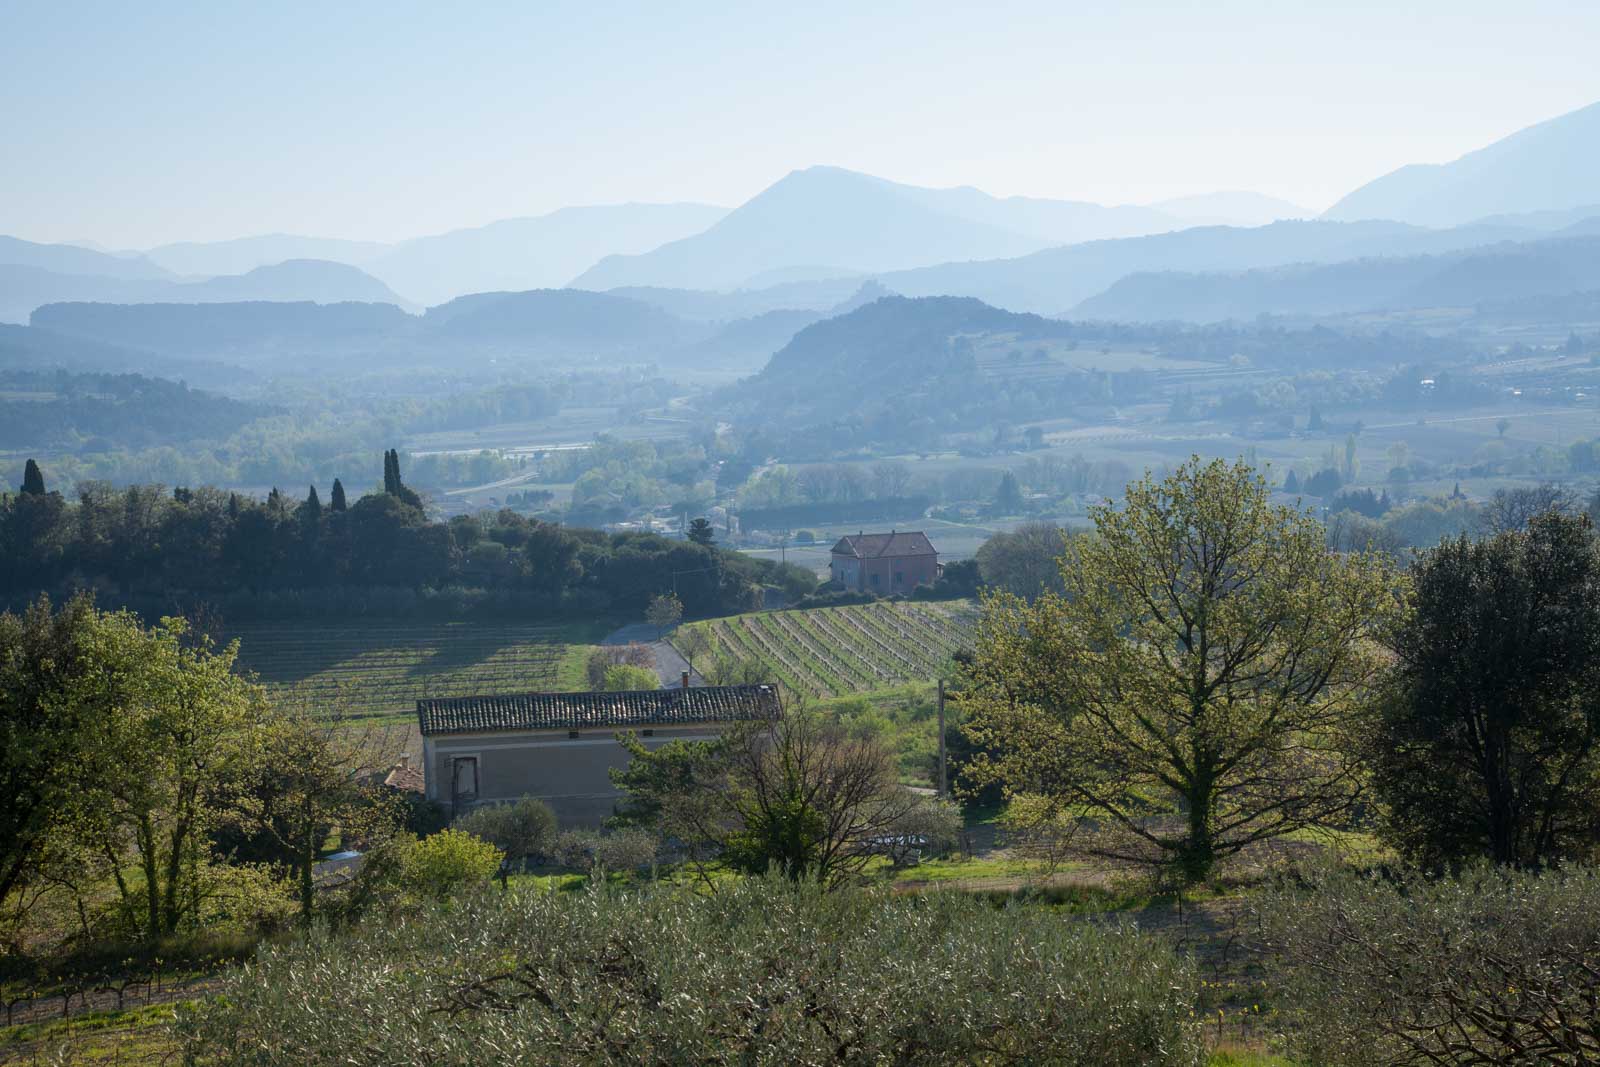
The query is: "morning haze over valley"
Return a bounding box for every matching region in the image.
[3,3,1600,1063]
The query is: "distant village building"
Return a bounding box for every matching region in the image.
[829,530,939,593]
[416,681,780,826]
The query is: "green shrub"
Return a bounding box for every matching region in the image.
[1258,863,1600,1065]
[180,877,1203,1065]
[399,829,503,899]
[550,828,659,872]
[602,663,660,691]
[452,797,558,875]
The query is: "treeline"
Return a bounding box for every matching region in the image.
[0,368,271,450]
[0,459,813,620]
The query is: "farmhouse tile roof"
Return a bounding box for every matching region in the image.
[417,683,781,737]
[830,530,937,559]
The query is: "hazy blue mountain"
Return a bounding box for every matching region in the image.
[609,277,887,321]
[1,258,408,324]
[174,259,408,305]
[1325,101,1600,227]
[1148,191,1311,226]
[0,323,251,387]
[421,288,700,351]
[144,234,391,277]
[665,308,824,369]
[367,204,728,306]
[570,167,1185,291]
[870,218,1544,314]
[30,301,415,358]
[0,236,172,281]
[1071,234,1600,322]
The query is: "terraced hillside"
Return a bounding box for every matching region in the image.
[226,621,602,723]
[684,599,978,698]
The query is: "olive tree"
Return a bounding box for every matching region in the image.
[1258,863,1600,1066]
[963,457,1400,883]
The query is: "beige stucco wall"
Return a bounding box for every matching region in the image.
[424,724,727,827]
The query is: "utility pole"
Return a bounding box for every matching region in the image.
[936,678,948,798]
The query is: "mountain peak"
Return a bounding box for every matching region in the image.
[1325,100,1600,227]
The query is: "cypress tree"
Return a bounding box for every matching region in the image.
[383,450,399,495]
[20,458,45,496]
[330,478,347,512]
[303,485,322,523]
[228,492,240,520]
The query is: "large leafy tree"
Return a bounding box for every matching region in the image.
[66,614,272,936]
[0,595,101,915]
[963,457,1399,883]
[1371,511,1600,867]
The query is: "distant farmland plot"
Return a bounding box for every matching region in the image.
[227,621,604,723]
[685,599,978,699]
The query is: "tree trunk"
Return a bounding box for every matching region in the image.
[298,799,316,927]
[1179,774,1216,884]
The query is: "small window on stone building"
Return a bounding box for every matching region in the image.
[642,729,655,737]
[870,573,879,586]
[568,730,580,739]
[894,571,904,583]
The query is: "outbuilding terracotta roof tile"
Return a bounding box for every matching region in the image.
[417,683,780,736]
[830,530,937,559]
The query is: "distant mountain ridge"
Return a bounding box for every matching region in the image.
[1325,100,1600,227]
[571,167,1188,291]
[867,218,1549,314]
[0,256,408,324]
[1071,232,1600,322]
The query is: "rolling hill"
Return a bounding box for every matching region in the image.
[571,167,1185,291]
[1325,100,1600,227]
[0,236,172,281]
[1071,233,1600,322]
[869,218,1546,314]
[144,234,391,277]
[366,203,729,306]
[0,257,409,324]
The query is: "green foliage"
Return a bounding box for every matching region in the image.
[550,828,659,873]
[1259,864,1600,1065]
[686,516,715,546]
[612,712,919,888]
[596,663,655,692]
[20,459,45,496]
[179,877,1204,1065]
[965,457,1401,882]
[398,829,503,900]
[0,479,785,619]
[1371,511,1600,867]
[974,520,1070,599]
[453,798,558,879]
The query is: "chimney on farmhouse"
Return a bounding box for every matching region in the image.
[681,671,691,689]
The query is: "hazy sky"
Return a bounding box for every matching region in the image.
[3,0,1597,248]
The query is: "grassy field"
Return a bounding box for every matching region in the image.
[683,599,978,700]
[226,620,607,724]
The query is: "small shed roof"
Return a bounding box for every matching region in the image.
[830,530,937,559]
[417,683,780,737]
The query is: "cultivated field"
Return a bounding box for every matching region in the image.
[684,599,978,698]
[226,621,603,723]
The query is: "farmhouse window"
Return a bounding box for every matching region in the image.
[894,571,903,583]
[870,573,879,586]
[568,730,581,739]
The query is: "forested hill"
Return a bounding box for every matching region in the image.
[755,295,1057,387]
[0,369,271,449]
[29,300,413,356]
[0,473,812,620]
